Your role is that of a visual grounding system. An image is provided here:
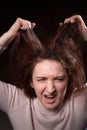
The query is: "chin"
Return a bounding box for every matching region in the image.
[44,103,60,110]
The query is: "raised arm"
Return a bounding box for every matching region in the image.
[59,15,87,41]
[0,18,36,48]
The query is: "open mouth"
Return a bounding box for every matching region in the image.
[44,94,57,104]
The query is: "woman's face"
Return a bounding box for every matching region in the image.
[31,60,69,110]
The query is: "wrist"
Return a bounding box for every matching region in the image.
[81,29,87,41]
[0,31,16,48]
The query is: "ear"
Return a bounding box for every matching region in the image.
[30,82,34,88]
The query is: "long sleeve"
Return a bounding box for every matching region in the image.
[0,81,16,113]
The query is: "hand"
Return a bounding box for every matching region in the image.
[9,17,36,37]
[59,15,87,41]
[0,18,36,48]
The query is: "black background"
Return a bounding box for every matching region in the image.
[0,0,87,130]
[0,0,87,34]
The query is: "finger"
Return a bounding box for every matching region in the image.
[64,15,83,24]
[20,20,36,30]
[59,22,63,26]
[31,23,36,29]
[64,18,76,24]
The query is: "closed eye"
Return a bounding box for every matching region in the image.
[54,77,64,81]
[37,77,47,82]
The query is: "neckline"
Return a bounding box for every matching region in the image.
[31,98,70,129]
[34,98,65,116]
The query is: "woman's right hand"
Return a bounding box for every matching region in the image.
[0,18,36,48]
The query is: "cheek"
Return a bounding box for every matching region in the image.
[62,86,67,96]
[56,82,68,95]
[59,87,67,97]
[32,82,45,94]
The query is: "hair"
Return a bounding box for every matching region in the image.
[8,22,86,100]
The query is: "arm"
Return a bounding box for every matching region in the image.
[0,18,36,48]
[0,18,36,112]
[59,15,87,41]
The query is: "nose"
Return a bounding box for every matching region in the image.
[46,80,56,93]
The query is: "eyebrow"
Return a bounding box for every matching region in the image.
[36,77,47,79]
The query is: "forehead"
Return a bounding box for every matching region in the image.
[33,60,66,75]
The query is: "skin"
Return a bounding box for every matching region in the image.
[60,15,87,41]
[0,15,87,49]
[0,18,35,48]
[31,60,69,110]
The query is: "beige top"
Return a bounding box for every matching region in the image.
[0,80,87,130]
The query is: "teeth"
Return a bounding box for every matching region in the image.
[45,95,55,98]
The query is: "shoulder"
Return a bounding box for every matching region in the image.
[84,82,87,89]
[83,82,87,99]
[0,80,30,110]
[73,83,87,107]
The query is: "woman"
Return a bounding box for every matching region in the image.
[0,15,87,130]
